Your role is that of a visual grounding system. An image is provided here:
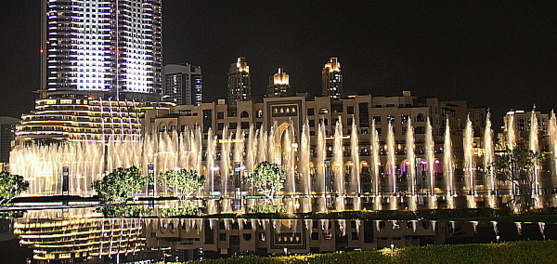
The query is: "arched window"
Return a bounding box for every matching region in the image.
[416,113,425,122]
[240,111,249,118]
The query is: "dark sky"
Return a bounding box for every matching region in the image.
[2,1,557,127]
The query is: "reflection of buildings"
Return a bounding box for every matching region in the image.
[142,218,555,260]
[143,218,441,259]
[7,208,555,263]
[13,209,150,263]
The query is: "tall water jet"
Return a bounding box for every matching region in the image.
[233,127,244,167]
[283,122,296,195]
[246,125,257,172]
[483,112,497,208]
[257,127,267,165]
[464,115,477,208]
[220,127,231,197]
[316,121,327,211]
[549,112,557,206]
[333,121,345,211]
[386,121,398,210]
[406,118,417,210]
[206,128,217,195]
[506,112,516,151]
[300,120,312,212]
[371,120,382,210]
[350,120,361,210]
[444,119,456,209]
[425,117,437,209]
[269,121,281,164]
[529,109,542,208]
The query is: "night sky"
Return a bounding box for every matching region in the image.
[1,1,557,127]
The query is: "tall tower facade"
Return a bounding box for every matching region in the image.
[321,57,343,98]
[227,57,251,104]
[163,64,203,105]
[41,0,162,100]
[266,68,292,97]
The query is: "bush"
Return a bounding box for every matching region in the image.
[99,205,152,217]
[158,200,205,217]
[0,171,29,204]
[247,202,286,214]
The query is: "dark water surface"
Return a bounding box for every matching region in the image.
[1,203,555,263]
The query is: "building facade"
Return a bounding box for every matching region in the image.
[227,57,251,104]
[16,95,173,144]
[0,117,18,164]
[40,0,162,100]
[163,64,203,106]
[266,68,292,97]
[321,57,343,98]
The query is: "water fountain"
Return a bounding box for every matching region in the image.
[483,112,497,208]
[371,120,382,210]
[10,111,557,213]
[333,121,345,211]
[444,119,456,209]
[350,121,361,210]
[425,117,437,209]
[463,115,477,208]
[386,122,398,210]
[406,118,417,211]
[549,112,557,207]
[529,109,542,208]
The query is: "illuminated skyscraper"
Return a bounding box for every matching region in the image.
[266,68,292,97]
[163,64,203,105]
[321,57,343,98]
[227,57,251,104]
[40,0,162,100]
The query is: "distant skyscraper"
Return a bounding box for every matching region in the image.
[0,117,18,163]
[227,57,251,104]
[321,57,343,98]
[266,68,292,97]
[41,0,162,100]
[163,64,203,105]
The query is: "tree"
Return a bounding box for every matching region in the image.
[160,169,205,202]
[492,146,545,213]
[250,161,285,202]
[0,171,29,204]
[92,166,150,204]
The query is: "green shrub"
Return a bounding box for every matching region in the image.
[158,200,205,217]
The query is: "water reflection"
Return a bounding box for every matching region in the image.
[2,207,556,263]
